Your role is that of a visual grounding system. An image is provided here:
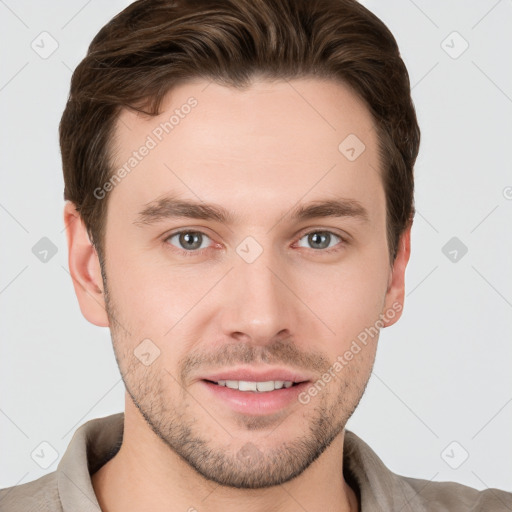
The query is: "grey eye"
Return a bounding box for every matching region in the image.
[297,231,341,250]
[167,231,211,251]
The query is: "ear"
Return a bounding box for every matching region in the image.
[63,201,109,327]
[382,223,412,327]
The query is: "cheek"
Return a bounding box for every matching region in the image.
[104,218,390,345]
[105,247,218,345]
[303,252,389,358]
[314,249,388,310]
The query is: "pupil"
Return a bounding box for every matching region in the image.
[181,232,201,250]
[310,232,329,249]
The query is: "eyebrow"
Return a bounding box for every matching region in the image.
[134,193,369,227]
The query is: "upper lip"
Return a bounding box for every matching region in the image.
[200,367,313,383]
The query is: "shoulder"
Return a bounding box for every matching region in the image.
[343,430,512,511]
[0,472,61,512]
[399,473,512,511]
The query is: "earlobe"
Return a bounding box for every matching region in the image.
[63,201,109,327]
[382,224,412,328]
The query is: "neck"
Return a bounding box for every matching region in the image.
[91,401,359,512]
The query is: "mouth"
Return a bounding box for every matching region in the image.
[200,378,311,415]
[197,368,313,415]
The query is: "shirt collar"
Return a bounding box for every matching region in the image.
[57,413,123,511]
[56,413,422,511]
[343,430,425,511]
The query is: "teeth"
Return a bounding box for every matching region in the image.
[214,380,296,392]
[226,380,238,389]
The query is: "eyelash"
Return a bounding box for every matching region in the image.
[163,229,348,257]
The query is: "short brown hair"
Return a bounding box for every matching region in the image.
[60,0,420,263]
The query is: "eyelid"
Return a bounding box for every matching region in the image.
[163,228,217,255]
[297,226,350,242]
[294,228,348,253]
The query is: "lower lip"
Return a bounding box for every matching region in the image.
[200,380,310,415]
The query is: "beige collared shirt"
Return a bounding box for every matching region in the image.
[1,412,511,511]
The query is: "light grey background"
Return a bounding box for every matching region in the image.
[1,0,511,494]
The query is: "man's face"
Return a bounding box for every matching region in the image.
[94,78,406,488]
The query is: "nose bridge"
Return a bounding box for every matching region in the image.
[222,239,294,341]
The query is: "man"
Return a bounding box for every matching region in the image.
[1,0,511,510]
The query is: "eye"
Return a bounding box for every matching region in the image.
[163,228,347,257]
[296,230,345,253]
[165,230,213,254]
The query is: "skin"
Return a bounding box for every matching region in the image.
[65,77,411,512]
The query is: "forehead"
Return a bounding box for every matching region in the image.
[108,78,383,224]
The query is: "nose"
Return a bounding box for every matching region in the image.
[218,244,298,347]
